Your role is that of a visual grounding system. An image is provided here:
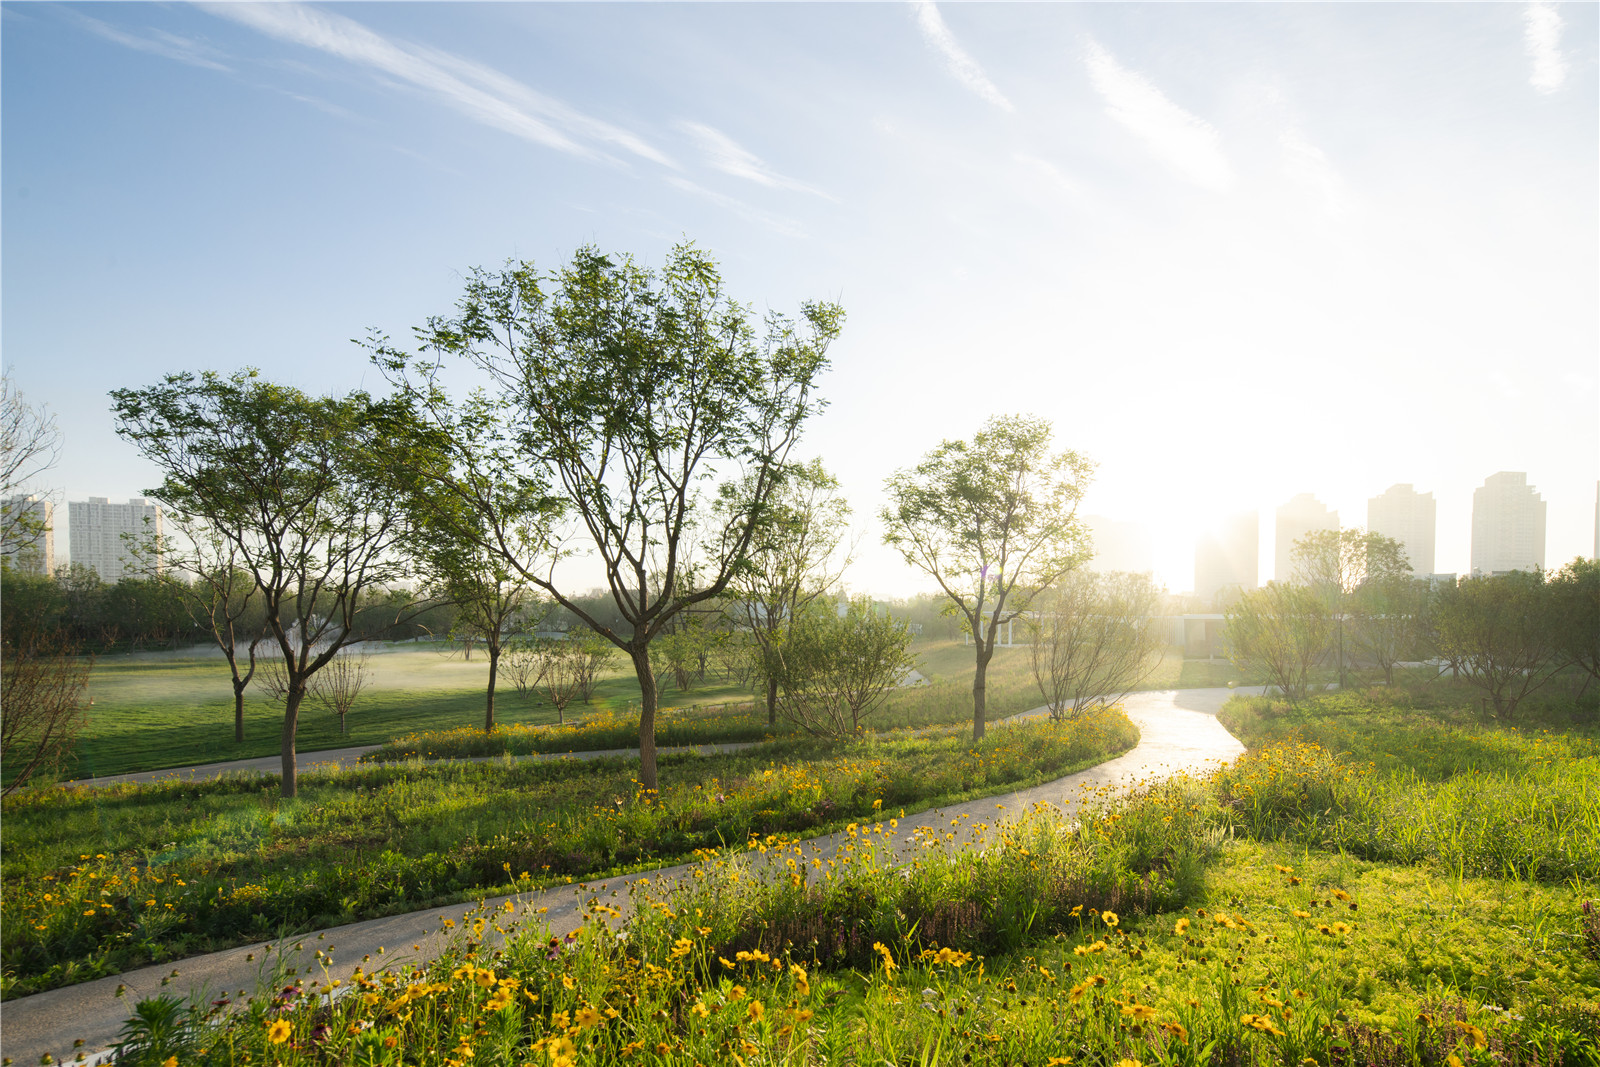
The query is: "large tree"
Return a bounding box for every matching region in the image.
[112,370,434,797]
[882,414,1092,740]
[720,459,852,725]
[372,243,841,790]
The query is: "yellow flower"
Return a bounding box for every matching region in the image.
[729,985,747,1001]
[1047,1059,1074,1066]
[1174,918,1190,934]
[162,1058,178,1067]
[1115,1060,1144,1067]
[1101,911,1119,928]
[266,1019,292,1045]
[790,964,810,997]
[691,1002,711,1019]
[561,974,575,990]
[1122,1003,1157,1023]
[747,1000,765,1021]
[574,1006,602,1029]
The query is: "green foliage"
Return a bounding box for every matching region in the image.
[1433,569,1564,721]
[1,715,1133,998]
[771,596,918,737]
[882,414,1094,740]
[1223,582,1334,703]
[1028,570,1164,720]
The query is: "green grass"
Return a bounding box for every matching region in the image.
[0,710,1138,999]
[102,682,1600,1066]
[45,647,761,782]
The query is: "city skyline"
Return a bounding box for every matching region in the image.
[3,3,1595,596]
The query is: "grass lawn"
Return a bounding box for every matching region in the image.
[0,710,1138,999]
[130,681,1599,1066]
[49,638,1253,781]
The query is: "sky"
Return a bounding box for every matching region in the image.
[3,1,1596,597]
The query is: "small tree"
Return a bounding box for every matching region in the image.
[721,459,852,725]
[1550,557,1600,696]
[1224,583,1334,704]
[311,646,371,736]
[1347,576,1433,685]
[1433,570,1561,721]
[571,627,616,704]
[1291,528,1411,688]
[534,637,585,724]
[502,637,542,701]
[1028,570,1163,721]
[0,627,90,794]
[882,415,1093,740]
[772,597,917,737]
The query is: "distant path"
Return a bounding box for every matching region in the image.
[6,688,1255,1066]
[66,740,763,789]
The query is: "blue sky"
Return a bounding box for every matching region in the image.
[4,2,1596,594]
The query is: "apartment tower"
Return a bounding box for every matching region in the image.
[1470,472,1545,575]
[1367,484,1436,576]
[67,496,163,581]
[1275,494,1338,583]
[1,494,55,574]
[1194,510,1259,603]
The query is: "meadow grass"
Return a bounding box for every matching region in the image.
[51,639,1251,780]
[111,772,1599,1066]
[0,711,1138,1000]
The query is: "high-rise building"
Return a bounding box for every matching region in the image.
[67,496,163,581]
[1367,484,1436,575]
[1,494,55,574]
[1470,472,1545,575]
[1083,514,1155,575]
[1195,510,1259,603]
[1275,494,1338,583]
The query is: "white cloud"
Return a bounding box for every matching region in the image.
[1083,40,1233,192]
[1012,153,1083,201]
[1279,128,1350,218]
[676,122,832,199]
[666,177,808,239]
[909,1,1014,112]
[1524,2,1568,94]
[203,3,668,167]
[69,11,230,72]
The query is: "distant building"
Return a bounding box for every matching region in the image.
[1275,494,1338,583]
[1083,514,1155,575]
[1194,510,1259,604]
[1593,481,1598,561]
[67,496,162,582]
[1470,472,1545,575]
[1,494,55,574]
[1367,484,1436,576]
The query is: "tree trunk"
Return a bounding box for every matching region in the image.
[631,645,659,793]
[280,684,303,799]
[972,643,993,743]
[233,680,247,743]
[485,641,500,733]
[766,674,779,727]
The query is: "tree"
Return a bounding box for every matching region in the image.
[721,459,852,725]
[371,243,841,791]
[310,646,371,736]
[1433,570,1561,721]
[771,597,917,737]
[882,414,1093,740]
[1291,528,1412,688]
[0,374,62,562]
[1224,583,1334,704]
[128,528,267,742]
[0,626,90,795]
[1549,557,1600,696]
[112,370,434,798]
[1347,576,1433,685]
[529,637,585,724]
[1028,570,1163,721]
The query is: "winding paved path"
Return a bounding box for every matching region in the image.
[3,688,1252,1065]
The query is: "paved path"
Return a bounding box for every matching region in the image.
[4,688,1253,1065]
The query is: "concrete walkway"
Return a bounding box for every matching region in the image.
[4,688,1253,1065]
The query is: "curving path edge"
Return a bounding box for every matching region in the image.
[3,687,1254,1065]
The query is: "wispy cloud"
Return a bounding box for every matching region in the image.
[1279,128,1350,218]
[1083,40,1233,192]
[1012,153,1083,201]
[1524,2,1568,94]
[666,177,807,239]
[68,11,230,72]
[676,122,832,199]
[909,1,1013,112]
[202,3,669,167]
